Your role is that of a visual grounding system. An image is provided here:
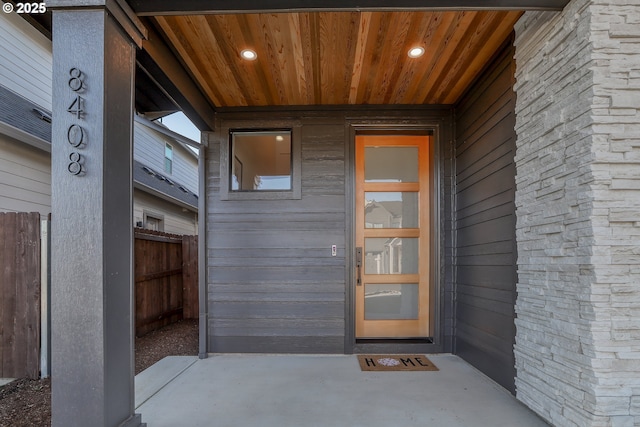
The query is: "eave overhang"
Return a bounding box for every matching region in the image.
[129,0,571,15]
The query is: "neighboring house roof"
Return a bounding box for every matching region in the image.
[0,85,51,151]
[0,84,198,211]
[133,114,200,157]
[133,160,198,210]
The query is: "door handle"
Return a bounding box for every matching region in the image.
[355,247,363,286]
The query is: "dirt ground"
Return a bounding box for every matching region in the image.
[0,319,198,427]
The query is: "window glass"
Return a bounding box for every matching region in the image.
[365,192,419,228]
[364,237,419,274]
[364,147,418,182]
[365,284,419,320]
[164,143,173,174]
[144,213,163,232]
[231,131,292,191]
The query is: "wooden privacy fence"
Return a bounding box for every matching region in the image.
[0,212,42,379]
[0,216,198,379]
[134,229,198,337]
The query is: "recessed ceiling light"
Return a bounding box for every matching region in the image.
[240,49,257,61]
[408,47,425,58]
[275,135,284,142]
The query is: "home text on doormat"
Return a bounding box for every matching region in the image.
[357,355,438,372]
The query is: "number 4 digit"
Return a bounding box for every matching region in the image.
[67,95,84,119]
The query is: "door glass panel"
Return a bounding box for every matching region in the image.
[365,192,419,229]
[364,238,419,274]
[365,284,419,320]
[365,147,418,182]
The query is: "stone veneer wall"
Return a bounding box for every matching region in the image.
[513,0,640,426]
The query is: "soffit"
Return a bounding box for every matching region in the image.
[150,10,523,108]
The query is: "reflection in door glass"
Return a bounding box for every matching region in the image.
[364,238,419,274]
[365,284,419,320]
[365,192,419,228]
[365,147,418,182]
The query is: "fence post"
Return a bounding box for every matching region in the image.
[182,235,198,319]
[40,217,51,378]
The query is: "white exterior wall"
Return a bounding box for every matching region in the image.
[0,134,51,214]
[0,3,52,110]
[133,189,197,235]
[514,1,640,426]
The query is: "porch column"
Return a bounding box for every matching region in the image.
[48,2,146,426]
[514,0,640,426]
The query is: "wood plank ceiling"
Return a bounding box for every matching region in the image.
[152,11,522,107]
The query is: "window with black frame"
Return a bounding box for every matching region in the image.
[230,130,292,191]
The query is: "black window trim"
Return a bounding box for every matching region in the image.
[220,124,302,201]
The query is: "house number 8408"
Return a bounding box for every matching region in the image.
[66,68,86,176]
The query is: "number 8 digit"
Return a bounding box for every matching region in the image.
[68,152,83,175]
[68,68,84,92]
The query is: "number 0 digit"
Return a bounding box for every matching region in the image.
[67,124,84,147]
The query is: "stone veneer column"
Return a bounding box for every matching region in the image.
[513,0,640,426]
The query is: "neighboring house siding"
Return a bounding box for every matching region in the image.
[0,6,52,110]
[0,133,196,233]
[133,189,197,235]
[454,41,518,394]
[207,114,347,354]
[132,122,157,167]
[172,144,198,193]
[134,123,198,192]
[0,135,51,214]
[0,12,198,234]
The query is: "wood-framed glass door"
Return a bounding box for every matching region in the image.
[355,134,431,339]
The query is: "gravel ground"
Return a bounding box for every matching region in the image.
[0,319,198,427]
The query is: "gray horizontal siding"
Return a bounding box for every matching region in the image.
[210,337,345,354]
[0,12,52,110]
[209,266,345,282]
[210,290,345,302]
[210,302,344,320]
[454,39,518,394]
[207,116,346,353]
[457,265,516,291]
[0,135,51,214]
[132,124,159,169]
[134,123,199,192]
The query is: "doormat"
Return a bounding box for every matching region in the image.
[357,355,438,372]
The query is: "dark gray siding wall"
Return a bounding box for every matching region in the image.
[206,114,347,353]
[442,121,456,353]
[206,109,455,354]
[454,40,518,393]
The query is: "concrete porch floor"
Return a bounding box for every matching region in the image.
[135,354,549,427]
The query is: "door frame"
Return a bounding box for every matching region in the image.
[345,119,445,354]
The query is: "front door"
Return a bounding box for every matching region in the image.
[355,134,431,338]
